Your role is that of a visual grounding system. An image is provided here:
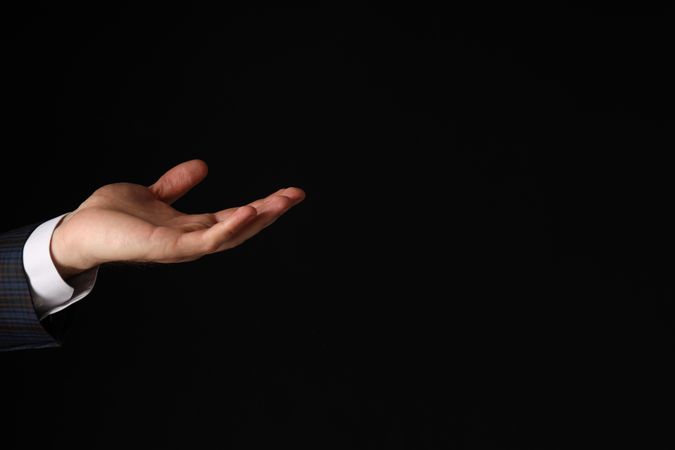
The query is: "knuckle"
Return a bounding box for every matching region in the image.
[221,228,236,241]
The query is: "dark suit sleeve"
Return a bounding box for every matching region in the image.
[0,224,59,351]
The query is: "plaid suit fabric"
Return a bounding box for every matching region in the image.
[0,224,58,351]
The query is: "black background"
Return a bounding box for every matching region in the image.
[1,2,674,448]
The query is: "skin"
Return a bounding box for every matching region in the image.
[50,159,305,279]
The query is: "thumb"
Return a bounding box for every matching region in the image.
[149,159,209,204]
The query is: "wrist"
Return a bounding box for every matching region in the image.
[50,216,95,280]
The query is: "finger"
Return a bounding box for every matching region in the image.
[212,191,282,222]
[213,207,239,222]
[173,206,257,259]
[230,188,304,244]
[215,194,298,252]
[213,187,305,222]
[247,187,305,210]
[149,159,209,205]
[278,187,305,203]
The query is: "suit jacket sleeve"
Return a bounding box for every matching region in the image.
[0,224,59,351]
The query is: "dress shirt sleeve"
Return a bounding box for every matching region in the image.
[22,214,98,320]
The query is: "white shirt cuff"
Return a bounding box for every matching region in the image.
[23,214,98,320]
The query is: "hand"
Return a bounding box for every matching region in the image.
[50,160,305,279]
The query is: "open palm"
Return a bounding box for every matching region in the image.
[51,160,305,278]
